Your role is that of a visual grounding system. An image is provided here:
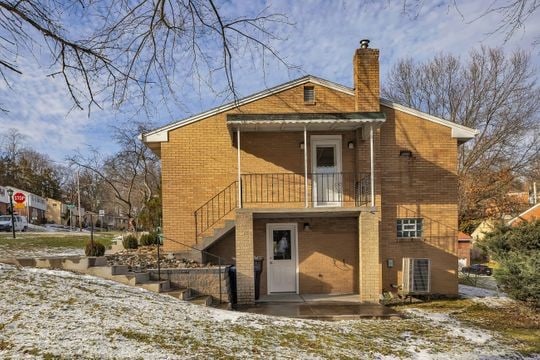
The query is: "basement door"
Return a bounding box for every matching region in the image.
[266,223,298,293]
[311,135,343,207]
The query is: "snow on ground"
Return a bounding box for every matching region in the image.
[0,245,84,259]
[0,264,528,359]
[459,284,515,307]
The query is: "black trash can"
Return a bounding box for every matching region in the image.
[228,257,265,303]
[254,256,264,300]
[228,265,237,304]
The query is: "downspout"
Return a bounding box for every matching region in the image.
[304,126,308,208]
[237,128,242,208]
[370,124,375,208]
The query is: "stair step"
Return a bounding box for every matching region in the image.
[188,295,213,307]
[140,280,171,293]
[87,264,129,279]
[163,288,191,301]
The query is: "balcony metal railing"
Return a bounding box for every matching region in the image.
[240,172,371,207]
[194,173,371,240]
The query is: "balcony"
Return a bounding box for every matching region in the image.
[241,172,370,208]
[195,172,371,239]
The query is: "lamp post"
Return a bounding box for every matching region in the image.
[7,188,15,239]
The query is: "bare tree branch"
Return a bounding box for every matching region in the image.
[0,0,294,113]
[383,47,540,221]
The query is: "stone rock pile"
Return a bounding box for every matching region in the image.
[106,246,202,271]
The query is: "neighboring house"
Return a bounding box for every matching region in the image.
[46,198,65,224]
[508,203,540,227]
[457,232,472,268]
[0,186,9,215]
[471,220,497,243]
[142,40,477,304]
[5,187,47,224]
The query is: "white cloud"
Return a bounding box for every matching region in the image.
[0,57,118,161]
[1,0,538,160]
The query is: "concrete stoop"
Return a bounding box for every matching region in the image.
[0,256,212,307]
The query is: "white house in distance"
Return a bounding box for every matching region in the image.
[0,186,9,215]
[5,186,48,224]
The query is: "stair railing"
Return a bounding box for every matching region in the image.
[194,181,238,241]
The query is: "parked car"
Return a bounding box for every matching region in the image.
[0,215,28,232]
[461,264,493,276]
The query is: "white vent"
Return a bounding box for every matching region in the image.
[402,258,431,293]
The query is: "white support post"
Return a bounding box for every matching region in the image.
[370,124,375,208]
[237,128,242,208]
[304,126,308,208]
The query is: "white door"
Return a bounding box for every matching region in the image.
[267,223,297,293]
[311,136,343,207]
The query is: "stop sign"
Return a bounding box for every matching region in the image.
[13,192,26,204]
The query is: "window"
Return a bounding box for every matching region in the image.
[316,146,335,167]
[304,86,315,103]
[402,258,431,293]
[397,218,423,238]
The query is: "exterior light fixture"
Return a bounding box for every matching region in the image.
[399,150,413,158]
[348,141,355,149]
[303,222,311,231]
[299,141,304,150]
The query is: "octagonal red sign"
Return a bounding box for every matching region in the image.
[13,192,26,204]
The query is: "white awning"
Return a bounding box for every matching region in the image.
[227,112,386,132]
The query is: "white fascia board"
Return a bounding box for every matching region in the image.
[141,75,354,143]
[380,98,478,140]
[508,203,540,225]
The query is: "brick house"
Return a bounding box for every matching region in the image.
[142,40,477,304]
[457,232,472,268]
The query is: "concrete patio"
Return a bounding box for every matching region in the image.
[234,293,402,320]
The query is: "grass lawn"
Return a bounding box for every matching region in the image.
[393,298,540,355]
[0,232,118,254]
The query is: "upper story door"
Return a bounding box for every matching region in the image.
[311,135,342,207]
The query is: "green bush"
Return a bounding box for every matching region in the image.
[480,220,540,308]
[140,232,160,246]
[122,234,139,249]
[85,241,106,257]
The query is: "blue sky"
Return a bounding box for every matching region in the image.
[0,0,538,162]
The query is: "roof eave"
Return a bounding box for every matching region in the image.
[380,98,478,142]
[141,75,347,143]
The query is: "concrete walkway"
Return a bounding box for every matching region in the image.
[234,293,402,320]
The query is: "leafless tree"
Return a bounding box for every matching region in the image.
[0,0,293,112]
[68,122,160,230]
[401,0,540,44]
[383,47,540,221]
[0,128,26,161]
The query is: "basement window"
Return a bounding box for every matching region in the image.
[397,218,423,238]
[304,86,315,104]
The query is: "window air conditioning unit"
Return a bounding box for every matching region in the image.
[402,258,431,294]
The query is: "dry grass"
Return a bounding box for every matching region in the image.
[394,298,540,355]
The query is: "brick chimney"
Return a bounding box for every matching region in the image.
[354,39,380,112]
